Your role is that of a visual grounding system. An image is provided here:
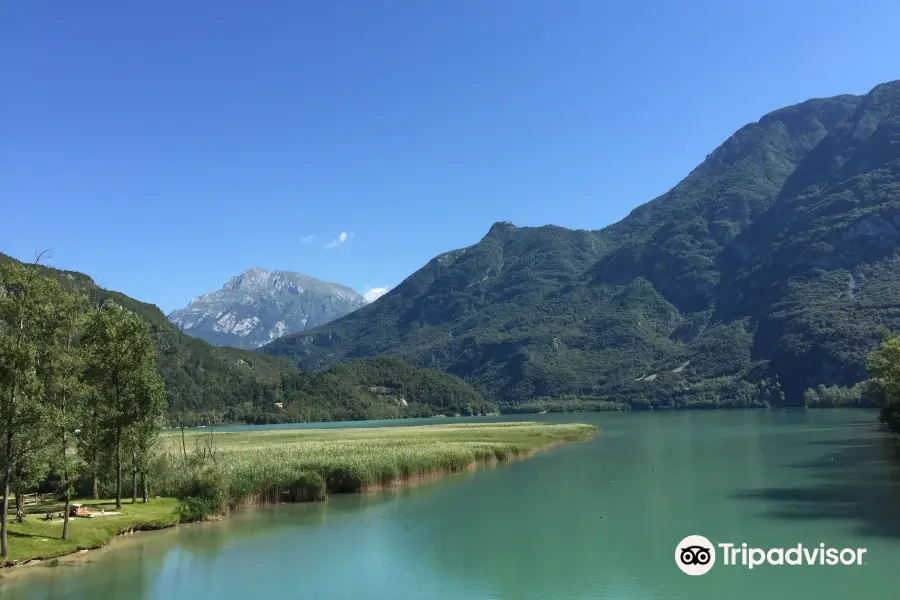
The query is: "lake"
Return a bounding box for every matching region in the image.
[4,410,900,599]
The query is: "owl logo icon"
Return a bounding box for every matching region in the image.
[675,535,716,575]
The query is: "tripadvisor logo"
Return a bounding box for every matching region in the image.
[674,535,868,576]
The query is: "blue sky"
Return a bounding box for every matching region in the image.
[3,1,898,313]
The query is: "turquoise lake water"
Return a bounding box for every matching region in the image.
[3,410,900,599]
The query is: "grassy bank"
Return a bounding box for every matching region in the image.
[158,422,598,519]
[4,498,180,564]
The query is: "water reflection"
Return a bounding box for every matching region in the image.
[734,426,900,539]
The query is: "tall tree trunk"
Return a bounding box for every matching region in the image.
[180,411,187,462]
[1,451,10,558]
[2,312,26,559]
[131,452,137,504]
[91,467,99,500]
[90,403,99,499]
[115,426,122,510]
[63,492,71,541]
[2,385,15,558]
[62,430,70,541]
[61,333,73,540]
[141,471,148,503]
[14,490,25,524]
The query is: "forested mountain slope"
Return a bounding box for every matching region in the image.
[262,80,900,408]
[0,253,298,414]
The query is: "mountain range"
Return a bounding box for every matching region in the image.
[261,79,900,408]
[0,253,491,424]
[6,78,899,418]
[167,268,367,350]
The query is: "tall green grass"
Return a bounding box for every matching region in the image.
[155,423,596,520]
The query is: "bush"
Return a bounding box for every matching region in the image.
[173,461,229,521]
[803,380,882,408]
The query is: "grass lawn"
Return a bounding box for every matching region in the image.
[6,498,180,564]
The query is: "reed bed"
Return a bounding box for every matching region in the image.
[156,423,597,519]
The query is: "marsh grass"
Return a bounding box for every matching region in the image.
[158,422,597,519]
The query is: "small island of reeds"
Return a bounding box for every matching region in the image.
[159,422,598,519]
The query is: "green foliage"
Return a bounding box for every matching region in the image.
[500,396,631,414]
[82,304,164,434]
[41,290,90,510]
[209,356,496,425]
[81,303,167,509]
[0,260,169,556]
[172,461,231,521]
[802,381,882,407]
[0,258,66,555]
[868,334,900,431]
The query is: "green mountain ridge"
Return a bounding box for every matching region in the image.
[261,79,900,408]
[0,253,491,423]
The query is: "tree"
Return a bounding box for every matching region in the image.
[83,303,165,511]
[76,299,113,501]
[127,399,164,504]
[77,387,111,500]
[42,290,89,539]
[868,333,900,432]
[10,444,50,524]
[130,359,166,505]
[124,368,164,504]
[0,258,60,558]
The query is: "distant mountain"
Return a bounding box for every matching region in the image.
[168,268,366,349]
[262,80,900,408]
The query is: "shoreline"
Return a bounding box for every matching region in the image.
[2,435,589,579]
[168,405,883,430]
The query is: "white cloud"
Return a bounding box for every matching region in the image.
[325,231,353,249]
[300,235,316,243]
[363,285,391,302]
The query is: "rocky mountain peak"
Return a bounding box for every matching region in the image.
[486,221,518,239]
[225,267,272,291]
[168,269,366,350]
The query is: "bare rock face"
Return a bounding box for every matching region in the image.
[167,268,366,349]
